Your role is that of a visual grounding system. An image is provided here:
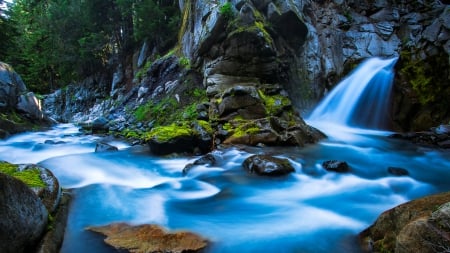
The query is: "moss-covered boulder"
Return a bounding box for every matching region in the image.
[0,172,48,253]
[359,191,450,253]
[145,121,213,155]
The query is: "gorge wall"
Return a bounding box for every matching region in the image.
[44,0,450,132]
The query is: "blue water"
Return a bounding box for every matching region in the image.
[308,57,397,130]
[1,124,449,252]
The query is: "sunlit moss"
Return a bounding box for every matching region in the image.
[258,90,291,115]
[144,123,193,142]
[0,161,45,188]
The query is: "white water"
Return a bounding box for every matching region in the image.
[1,58,449,252]
[308,57,397,131]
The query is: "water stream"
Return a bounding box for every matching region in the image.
[1,58,449,252]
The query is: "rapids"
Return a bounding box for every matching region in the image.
[0,124,449,252]
[1,57,449,252]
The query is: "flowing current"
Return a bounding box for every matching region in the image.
[1,58,449,252]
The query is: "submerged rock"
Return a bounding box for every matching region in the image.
[322,160,350,173]
[86,223,208,253]
[387,166,409,176]
[359,191,450,253]
[95,142,119,152]
[183,153,217,175]
[243,155,295,176]
[0,173,48,253]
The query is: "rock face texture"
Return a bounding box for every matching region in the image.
[360,191,450,253]
[0,62,49,137]
[243,155,295,176]
[43,0,449,139]
[0,173,49,253]
[87,223,209,253]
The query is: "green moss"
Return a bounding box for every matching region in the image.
[228,21,273,46]
[179,57,190,69]
[134,97,178,124]
[258,90,291,115]
[144,123,193,142]
[225,120,261,138]
[0,161,45,188]
[219,2,234,20]
[136,59,153,80]
[121,128,143,139]
[197,120,213,134]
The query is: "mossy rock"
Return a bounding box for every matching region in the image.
[0,161,61,213]
[145,121,213,155]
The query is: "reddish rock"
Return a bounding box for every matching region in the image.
[87,223,208,253]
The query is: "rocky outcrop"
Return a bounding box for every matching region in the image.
[0,173,48,253]
[243,155,295,176]
[0,161,67,253]
[0,62,50,137]
[390,124,450,148]
[87,223,209,253]
[360,191,450,253]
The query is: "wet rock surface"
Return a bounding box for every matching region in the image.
[390,124,450,148]
[87,223,209,253]
[243,154,295,176]
[322,160,350,173]
[360,191,450,253]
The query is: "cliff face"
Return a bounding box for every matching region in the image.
[44,0,450,132]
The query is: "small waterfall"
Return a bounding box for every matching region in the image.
[308,57,398,130]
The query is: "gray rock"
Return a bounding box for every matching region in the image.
[0,173,48,253]
[322,160,350,173]
[95,142,119,152]
[243,155,295,176]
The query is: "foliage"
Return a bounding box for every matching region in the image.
[219,2,234,20]
[0,161,45,188]
[399,51,449,106]
[258,90,291,115]
[3,0,180,93]
[178,57,190,69]
[134,97,178,124]
[136,59,153,80]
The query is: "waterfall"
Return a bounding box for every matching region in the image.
[307,57,398,131]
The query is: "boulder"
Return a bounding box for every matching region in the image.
[0,62,27,109]
[86,223,208,253]
[95,142,119,152]
[322,160,350,173]
[243,155,295,176]
[146,122,213,156]
[0,173,48,253]
[359,191,450,253]
[183,153,216,175]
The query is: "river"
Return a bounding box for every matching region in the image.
[1,123,449,252]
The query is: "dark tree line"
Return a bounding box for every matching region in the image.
[0,0,180,93]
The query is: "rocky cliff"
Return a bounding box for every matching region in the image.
[0,62,50,138]
[44,0,450,138]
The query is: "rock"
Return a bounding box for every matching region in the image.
[86,223,208,253]
[17,92,45,120]
[36,191,71,253]
[183,153,216,175]
[95,142,119,152]
[360,191,450,253]
[92,116,109,133]
[387,166,409,176]
[322,160,350,173]
[243,155,295,176]
[0,173,48,253]
[0,61,27,109]
[147,121,213,156]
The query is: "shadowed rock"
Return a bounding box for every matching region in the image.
[0,173,48,253]
[360,191,450,253]
[243,155,295,176]
[87,223,208,253]
[322,160,350,173]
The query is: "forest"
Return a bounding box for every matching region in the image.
[0,0,180,94]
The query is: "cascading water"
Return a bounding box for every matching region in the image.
[308,57,398,131]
